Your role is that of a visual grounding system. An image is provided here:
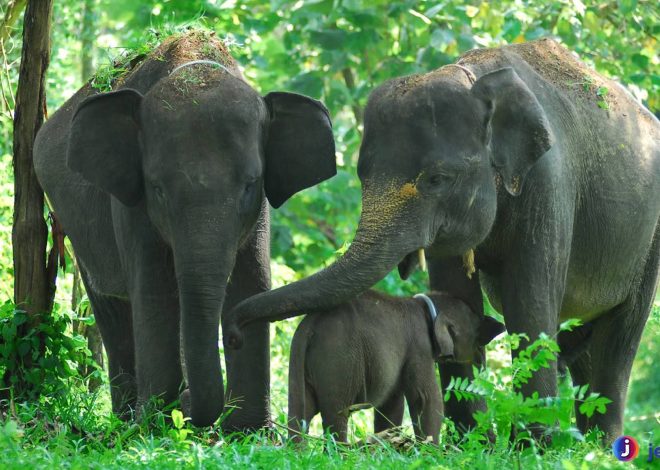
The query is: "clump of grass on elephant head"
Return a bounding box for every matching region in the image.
[91,27,236,93]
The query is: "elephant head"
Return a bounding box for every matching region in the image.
[66,65,335,425]
[427,293,505,364]
[224,65,551,348]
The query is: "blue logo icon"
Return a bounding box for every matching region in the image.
[612,435,639,462]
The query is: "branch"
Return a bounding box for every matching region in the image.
[342,67,364,127]
[0,0,27,45]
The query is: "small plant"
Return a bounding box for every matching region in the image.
[169,409,192,442]
[444,319,611,449]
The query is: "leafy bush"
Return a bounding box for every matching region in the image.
[445,320,611,450]
[0,300,100,403]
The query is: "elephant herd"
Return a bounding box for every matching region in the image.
[34,30,659,446]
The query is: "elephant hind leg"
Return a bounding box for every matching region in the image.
[587,223,660,443]
[374,391,405,433]
[320,408,349,444]
[288,384,318,442]
[83,286,136,418]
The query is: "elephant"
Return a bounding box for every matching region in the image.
[287,290,504,443]
[33,30,336,428]
[224,38,660,443]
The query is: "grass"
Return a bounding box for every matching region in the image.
[3,306,659,469]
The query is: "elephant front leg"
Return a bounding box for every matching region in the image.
[429,256,485,432]
[404,364,443,444]
[115,210,184,419]
[500,247,569,442]
[129,253,183,417]
[221,202,272,432]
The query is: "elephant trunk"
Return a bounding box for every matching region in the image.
[175,237,236,427]
[225,184,423,348]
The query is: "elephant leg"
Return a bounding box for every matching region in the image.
[289,385,318,442]
[429,257,485,432]
[114,212,183,417]
[558,324,593,433]
[320,407,349,443]
[81,277,136,418]
[404,369,442,444]
[566,349,592,433]
[500,191,574,412]
[222,201,271,432]
[374,391,405,433]
[130,259,182,415]
[585,234,658,442]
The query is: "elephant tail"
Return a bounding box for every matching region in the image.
[288,315,316,442]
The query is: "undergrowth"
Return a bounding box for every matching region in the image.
[1,304,654,468]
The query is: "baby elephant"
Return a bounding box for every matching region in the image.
[288,290,504,443]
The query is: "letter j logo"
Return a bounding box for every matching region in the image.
[613,435,640,461]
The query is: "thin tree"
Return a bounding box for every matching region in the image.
[11,0,56,397]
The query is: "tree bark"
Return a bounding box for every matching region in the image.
[0,0,27,44]
[7,0,53,402]
[12,0,53,316]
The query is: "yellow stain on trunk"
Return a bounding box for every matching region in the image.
[359,179,420,233]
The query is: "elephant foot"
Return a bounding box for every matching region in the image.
[179,389,192,419]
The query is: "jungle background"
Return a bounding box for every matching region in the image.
[0,0,658,468]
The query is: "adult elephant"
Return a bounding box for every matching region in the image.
[225,39,660,442]
[33,31,336,428]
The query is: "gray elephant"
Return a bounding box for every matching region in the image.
[33,31,336,428]
[288,290,504,443]
[225,38,660,442]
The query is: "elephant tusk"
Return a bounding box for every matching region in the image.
[463,249,476,279]
[418,248,427,272]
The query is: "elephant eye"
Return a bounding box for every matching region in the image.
[429,174,443,185]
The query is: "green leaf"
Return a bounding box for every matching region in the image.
[617,0,638,14]
[171,409,185,429]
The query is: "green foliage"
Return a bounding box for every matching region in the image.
[444,324,616,449]
[0,301,100,402]
[0,0,658,467]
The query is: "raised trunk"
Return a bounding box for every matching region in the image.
[225,201,421,348]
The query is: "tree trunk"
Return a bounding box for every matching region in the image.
[10,0,54,397]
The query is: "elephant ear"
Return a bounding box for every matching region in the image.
[263,92,336,208]
[471,68,553,196]
[67,89,144,206]
[433,318,455,361]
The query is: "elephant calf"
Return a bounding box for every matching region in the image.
[287,290,504,443]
